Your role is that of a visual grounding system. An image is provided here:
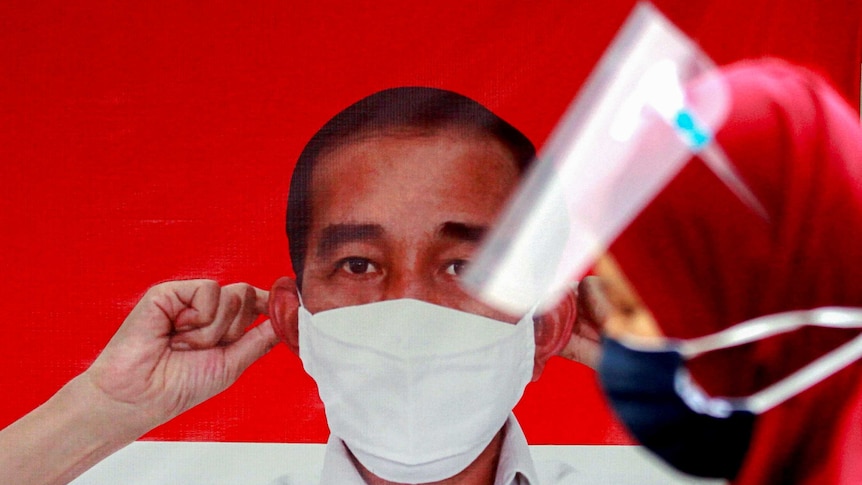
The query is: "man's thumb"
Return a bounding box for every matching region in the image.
[225,320,280,374]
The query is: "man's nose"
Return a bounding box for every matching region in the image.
[382,270,434,302]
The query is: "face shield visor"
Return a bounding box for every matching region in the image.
[461,2,764,315]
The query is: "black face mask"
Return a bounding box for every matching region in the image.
[597,337,755,479]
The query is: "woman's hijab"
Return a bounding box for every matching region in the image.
[607,60,862,484]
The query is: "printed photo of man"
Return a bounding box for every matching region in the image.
[268,87,586,484]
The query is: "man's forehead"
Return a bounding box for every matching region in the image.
[312,127,514,191]
[313,127,517,171]
[301,127,521,259]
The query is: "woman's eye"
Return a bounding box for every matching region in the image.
[444,259,468,277]
[339,257,378,275]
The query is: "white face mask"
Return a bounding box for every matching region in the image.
[298,298,536,484]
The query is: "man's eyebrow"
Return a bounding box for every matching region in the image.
[316,224,384,257]
[437,222,487,242]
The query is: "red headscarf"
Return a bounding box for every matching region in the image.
[607,59,862,484]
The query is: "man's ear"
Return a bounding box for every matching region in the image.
[270,276,301,355]
[531,289,577,381]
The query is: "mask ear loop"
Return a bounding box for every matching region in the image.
[743,331,862,414]
[678,307,862,356]
[525,302,542,325]
[673,307,862,416]
[296,291,305,308]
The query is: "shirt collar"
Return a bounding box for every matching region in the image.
[318,434,365,484]
[495,414,539,485]
[318,414,538,485]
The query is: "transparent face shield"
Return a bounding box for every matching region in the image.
[462,2,763,315]
[463,2,862,415]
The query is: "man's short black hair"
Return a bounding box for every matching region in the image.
[286,86,536,286]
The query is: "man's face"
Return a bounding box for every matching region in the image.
[300,128,521,323]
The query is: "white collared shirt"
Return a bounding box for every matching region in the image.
[70,423,720,484]
[270,415,576,485]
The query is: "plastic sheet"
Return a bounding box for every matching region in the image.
[463,2,737,314]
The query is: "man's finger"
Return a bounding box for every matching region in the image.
[224,319,280,376]
[170,283,269,350]
[566,335,602,369]
[560,334,601,370]
[254,287,270,316]
[577,276,611,329]
[172,284,249,349]
[121,280,220,343]
[576,320,602,342]
[221,285,266,344]
[173,280,222,329]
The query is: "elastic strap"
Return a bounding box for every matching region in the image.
[674,307,862,415]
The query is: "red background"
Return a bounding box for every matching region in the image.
[1,0,860,444]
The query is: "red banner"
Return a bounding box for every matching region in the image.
[1,0,859,445]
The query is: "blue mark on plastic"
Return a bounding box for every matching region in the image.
[674,109,711,150]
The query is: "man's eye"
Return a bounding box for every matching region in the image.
[339,257,378,275]
[444,259,468,277]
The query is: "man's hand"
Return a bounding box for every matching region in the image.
[558,268,665,370]
[558,277,609,369]
[0,280,280,485]
[83,280,279,433]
